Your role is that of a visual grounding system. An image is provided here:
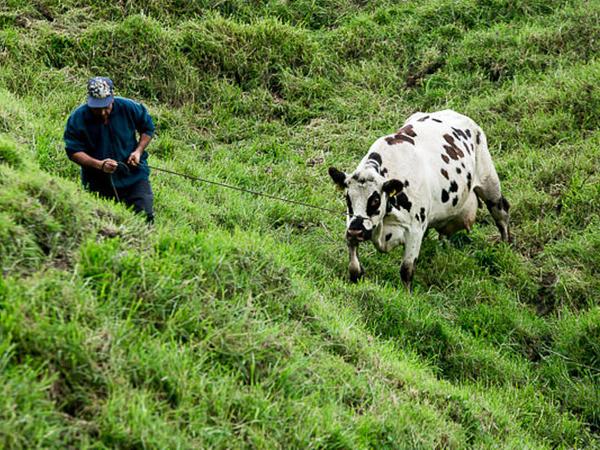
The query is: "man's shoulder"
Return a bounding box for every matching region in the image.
[66,104,89,126]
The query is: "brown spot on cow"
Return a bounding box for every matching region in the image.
[400,124,417,137]
[443,134,465,159]
[441,154,450,164]
[386,134,414,145]
[444,145,460,160]
[440,168,449,179]
[386,124,417,146]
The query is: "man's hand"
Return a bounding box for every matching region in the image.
[100,158,118,173]
[127,149,142,167]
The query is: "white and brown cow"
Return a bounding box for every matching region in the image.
[329,109,510,289]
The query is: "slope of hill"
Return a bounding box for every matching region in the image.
[1,1,599,448]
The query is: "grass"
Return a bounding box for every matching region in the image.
[0,0,599,448]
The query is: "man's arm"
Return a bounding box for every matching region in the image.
[126,133,152,167]
[64,112,118,174]
[70,151,118,173]
[127,100,155,167]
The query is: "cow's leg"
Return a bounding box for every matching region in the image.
[473,131,511,242]
[400,228,425,291]
[348,242,364,283]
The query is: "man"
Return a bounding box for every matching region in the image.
[64,76,156,223]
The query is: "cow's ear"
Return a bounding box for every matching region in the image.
[382,179,404,197]
[328,167,347,189]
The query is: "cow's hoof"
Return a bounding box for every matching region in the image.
[400,263,414,291]
[502,228,513,244]
[349,269,364,283]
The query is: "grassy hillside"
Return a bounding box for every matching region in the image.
[1,0,599,448]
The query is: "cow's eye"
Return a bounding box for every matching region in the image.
[366,192,381,216]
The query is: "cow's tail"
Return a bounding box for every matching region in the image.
[472,125,500,196]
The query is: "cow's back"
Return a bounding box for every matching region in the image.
[364,109,483,225]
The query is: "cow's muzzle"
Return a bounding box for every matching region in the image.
[346,228,372,242]
[346,228,365,241]
[346,216,372,242]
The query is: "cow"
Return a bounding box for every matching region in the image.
[328,109,510,290]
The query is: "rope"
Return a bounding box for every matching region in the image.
[146,163,344,215]
[102,160,124,202]
[104,161,145,202]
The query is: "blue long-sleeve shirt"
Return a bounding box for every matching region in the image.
[64,97,155,189]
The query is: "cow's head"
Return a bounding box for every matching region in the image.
[329,166,403,243]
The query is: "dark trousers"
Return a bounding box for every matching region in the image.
[88,178,154,223]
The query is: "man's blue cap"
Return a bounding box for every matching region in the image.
[87,76,114,108]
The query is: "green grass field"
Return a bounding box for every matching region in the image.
[1,1,599,448]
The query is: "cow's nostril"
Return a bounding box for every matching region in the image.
[347,229,363,237]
